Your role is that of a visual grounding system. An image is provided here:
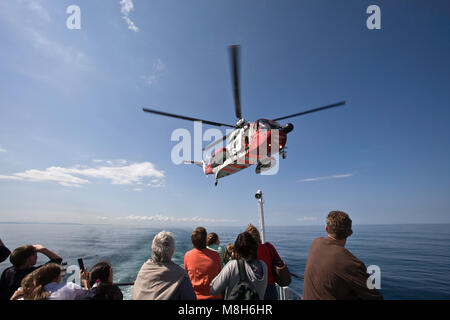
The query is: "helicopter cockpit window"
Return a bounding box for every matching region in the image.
[270,120,281,129]
[258,119,280,130]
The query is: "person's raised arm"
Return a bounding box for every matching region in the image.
[0,238,11,263]
[80,269,90,290]
[32,245,62,263]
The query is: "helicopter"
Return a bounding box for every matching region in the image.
[143,45,345,186]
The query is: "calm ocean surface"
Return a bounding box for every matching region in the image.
[0,223,449,300]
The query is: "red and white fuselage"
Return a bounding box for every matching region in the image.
[203,119,287,179]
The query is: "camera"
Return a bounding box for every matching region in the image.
[77,258,85,271]
[60,261,67,277]
[255,190,262,199]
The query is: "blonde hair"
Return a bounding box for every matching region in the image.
[30,263,61,300]
[326,211,352,240]
[224,243,235,261]
[21,270,38,299]
[245,224,262,245]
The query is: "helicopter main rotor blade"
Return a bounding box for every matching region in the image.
[142,108,235,128]
[273,101,346,121]
[203,131,234,151]
[229,45,242,120]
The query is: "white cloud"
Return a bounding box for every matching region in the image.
[0,161,165,188]
[142,58,165,87]
[120,0,139,32]
[28,28,89,68]
[153,58,165,71]
[1,167,90,187]
[104,215,238,223]
[0,1,92,88]
[27,0,50,22]
[122,15,139,32]
[0,147,6,152]
[92,159,128,166]
[142,74,157,86]
[0,1,88,68]
[297,173,354,182]
[120,0,134,15]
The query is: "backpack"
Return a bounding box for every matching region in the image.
[226,259,260,300]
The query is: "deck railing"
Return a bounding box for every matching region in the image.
[113,271,304,300]
[276,272,303,300]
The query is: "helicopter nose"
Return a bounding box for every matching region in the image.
[265,130,287,155]
[282,123,294,134]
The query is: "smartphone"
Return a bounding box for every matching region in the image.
[77,258,85,271]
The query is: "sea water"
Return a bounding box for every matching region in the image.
[0,223,449,300]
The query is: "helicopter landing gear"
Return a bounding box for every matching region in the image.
[281,150,287,159]
[255,157,276,174]
[255,161,263,174]
[214,179,218,186]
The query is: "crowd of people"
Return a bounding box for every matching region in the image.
[0,210,383,300]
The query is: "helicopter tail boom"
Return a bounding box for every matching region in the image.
[183,160,213,176]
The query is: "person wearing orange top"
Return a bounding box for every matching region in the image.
[184,227,222,300]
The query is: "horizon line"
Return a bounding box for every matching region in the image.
[0,221,449,227]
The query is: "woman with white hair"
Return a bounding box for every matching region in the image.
[131,231,196,300]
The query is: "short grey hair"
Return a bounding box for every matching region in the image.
[152,231,175,262]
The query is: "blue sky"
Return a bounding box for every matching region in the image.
[0,0,449,227]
